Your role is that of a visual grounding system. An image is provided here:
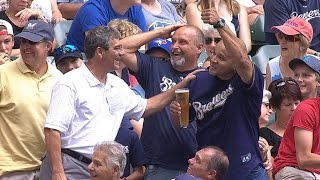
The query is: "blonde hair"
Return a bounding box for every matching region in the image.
[197,0,240,16]
[108,19,142,39]
[298,34,310,54]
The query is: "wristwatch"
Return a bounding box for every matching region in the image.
[214,18,226,29]
[314,52,320,57]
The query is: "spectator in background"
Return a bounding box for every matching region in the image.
[201,25,221,68]
[260,77,302,159]
[0,0,48,57]
[0,20,62,179]
[273,94,320,179]
[0,19,14,65]
[88,141,126,180]
[264,0,320,55]
[145,37,171,59]
[235,0,264,25]
[185,0,252,53]
[179,146,229,180]
[56,0,88,20]
[66,0,146,52]
[53,44,83,74]
[259,90,272,128]
[120,24,200,180]
[265,17,313,88]
[289,54,320,101]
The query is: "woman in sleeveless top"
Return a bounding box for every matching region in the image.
[265,17,313,88]
[185,0,252,53]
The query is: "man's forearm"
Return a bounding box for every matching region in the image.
[126,166,144,180]
[57,3,83,19]
[44,128,65,174]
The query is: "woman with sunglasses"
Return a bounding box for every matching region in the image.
[260,77,302,161]
[185,0,252,53]
[265,17,313,88]
[201,25,221,68]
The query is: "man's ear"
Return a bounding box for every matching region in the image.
[46,41,54,54]
[113,165,120,176]
[208,169,217,179]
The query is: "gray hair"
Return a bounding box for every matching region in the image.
[204,146,229,180]
[84,26,121,59]
[94,141,126,176]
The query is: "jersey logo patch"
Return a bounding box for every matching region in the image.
[241,153,251,163]
[160,76,177,92]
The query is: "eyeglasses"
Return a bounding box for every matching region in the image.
[54,44,79,57]
[276,79,298,88]
[204,37,222,45]
[277,32,300,42]
[21,38,43,45]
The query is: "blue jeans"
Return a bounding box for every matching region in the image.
[144,165,185,180]
[246,165,268,180]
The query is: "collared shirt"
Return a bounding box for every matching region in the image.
[0,57,62,176]
[44,64,147,157]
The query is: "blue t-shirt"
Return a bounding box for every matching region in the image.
[188,67,264,180]
[132,52,198,170]
[264,0,320,51]
[66,0,146,52]
[115,126,145,177]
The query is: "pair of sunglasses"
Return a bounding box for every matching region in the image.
[275,79,298,88]
[54,44,79,57]
[204,37,222,45]
[277,32,300,42]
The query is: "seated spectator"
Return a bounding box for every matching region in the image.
[0,0,48,56]
[265,17,313,88]
[53,44,83,74]
[260,77,302,159]
[264,0,320,55]
[273,97,320,179]
[56,0,88,20]
[145,38,171,59]
[0,19,62,179]
[289,54,320,101]
[235,0,264,25]
[66,0,146,52]
[88,141,126,180]
[201,25,221,68]
[176,146,229,180]
[259,90,272,128]
[31,0,65,23]
[0,19,14,65]
[185,0,252,53]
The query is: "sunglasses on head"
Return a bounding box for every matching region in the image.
[277,32,300,42]
[275,79,298,89]
[54,44,78,57]
[204,37,222,45]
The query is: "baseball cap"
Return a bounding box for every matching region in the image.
[0,19,13,35]
[53,44,83,65]
[289,54,320,74]
[146,38,172,56]
[271,17,313,43]
[16,20,54,42]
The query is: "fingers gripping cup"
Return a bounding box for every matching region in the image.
[175,88,190,128]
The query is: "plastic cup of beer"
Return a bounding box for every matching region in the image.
[175,88,190,128]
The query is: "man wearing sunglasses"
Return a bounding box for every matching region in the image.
[0,20,62,179]
[170,7,266,180]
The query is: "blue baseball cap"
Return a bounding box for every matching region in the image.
[289,54,320,74]
[16,20,54,42]
[146,38,172,56]
[54,44,82,65]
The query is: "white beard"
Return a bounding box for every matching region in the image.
[170,57,186,67]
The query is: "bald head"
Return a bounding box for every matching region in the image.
[175,25,204,46]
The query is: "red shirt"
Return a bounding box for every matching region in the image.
[273,98,320,175]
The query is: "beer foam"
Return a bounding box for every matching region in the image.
[175,88,189,93]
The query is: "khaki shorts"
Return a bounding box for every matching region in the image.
[275,166,320,180]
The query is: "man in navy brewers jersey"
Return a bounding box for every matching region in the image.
[171,7,266,180]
